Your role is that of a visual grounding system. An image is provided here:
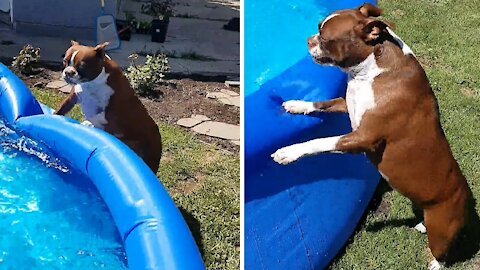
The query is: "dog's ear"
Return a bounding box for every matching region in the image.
[94,42,109,56]
[71,40,80,46]
[355,18,389,43]
[358,3,383,17]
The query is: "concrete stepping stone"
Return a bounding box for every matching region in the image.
[220,89,239,96]
[191,114,211,121]
[177,118,203,128]
[191,121,240,140]
[225,80,240,87]
[59,84,73,94]
[46,80,67,89]
[207,92,230,99]
[218,96,240,107]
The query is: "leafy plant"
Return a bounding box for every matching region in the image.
[141,0,174,19]
[137,21,152,34]
[125,53,169,98]
[124,11,137,28]
[12,44,41,75]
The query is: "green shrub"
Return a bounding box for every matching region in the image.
[125,53,169,97]
[12,44,41,75]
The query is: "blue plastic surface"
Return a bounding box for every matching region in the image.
[245,1,380,269]
[0,63,204,270]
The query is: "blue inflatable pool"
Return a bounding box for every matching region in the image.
[245,0,380,269]
[0,63,204,270]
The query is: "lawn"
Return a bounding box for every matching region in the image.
[330,0,480,269]
[31,88,240,270]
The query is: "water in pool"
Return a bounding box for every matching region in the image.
[0,120,127,269]
[245,0,331,95]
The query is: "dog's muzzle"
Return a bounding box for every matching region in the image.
[308,35,335,65]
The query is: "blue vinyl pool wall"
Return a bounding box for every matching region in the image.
[0,64,204,270]
[245,0,379,269]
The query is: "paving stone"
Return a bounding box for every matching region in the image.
[207,91,230,99]
[224,80,240,87]
[33,81,46,88]
[220,89,239,96]
[191,114,211,121]
[218,96,240,107]
[191,121,239,140]
[59,84,73,94]
[177,118,203,128]
[46,80,67,89]
[230,140,240,146]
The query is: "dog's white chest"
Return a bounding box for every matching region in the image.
[74,69,114,129]
[345,53,383,130]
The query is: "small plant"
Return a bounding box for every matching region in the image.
[141,0,174,19]
[137,21,152,34]
[125,53,169,98]
[12,44,41,75]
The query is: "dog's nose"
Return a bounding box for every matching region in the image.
[64,69,76,77]
[307,37,316,49]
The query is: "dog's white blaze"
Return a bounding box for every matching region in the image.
[70,50,79,66]
[271,135,344,165]
[386,28,414,56]
[320,13,339,29]
[282,100,316,114]
[345,53,384,130]
[74,68,114,129]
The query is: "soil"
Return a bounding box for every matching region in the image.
[16,67,240,154]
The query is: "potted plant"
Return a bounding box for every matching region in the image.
[141,0,174,43]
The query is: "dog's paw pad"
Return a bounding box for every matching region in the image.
[282,100,315,114]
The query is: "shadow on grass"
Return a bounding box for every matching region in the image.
[447,196,480,265]
[364,182,480,266]
[179,206,205,257]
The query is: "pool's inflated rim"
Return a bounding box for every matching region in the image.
[0,63,204,270]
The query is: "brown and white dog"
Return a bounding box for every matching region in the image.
[271,4,471,269]
[55,41,162,173]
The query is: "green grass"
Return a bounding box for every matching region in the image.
[330,0,480,269]
[31,88,240,270]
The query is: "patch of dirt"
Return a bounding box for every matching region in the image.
[16,68,60,88]
[373,195,391,219]
[142,79,239,153]
[142,79,239,126]
[460,87,476,97]
[175,173,205,194]
[17,67,240,154]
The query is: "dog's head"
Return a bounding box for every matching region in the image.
[62,41,109,85]
[308,3,391,69]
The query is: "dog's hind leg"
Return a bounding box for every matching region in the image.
[424,203,465,269]
[282,98,347,114]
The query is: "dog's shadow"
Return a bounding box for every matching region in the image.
[365,179,480,265]
[178,206,205,257]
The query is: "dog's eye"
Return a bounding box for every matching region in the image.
[63,59,68,67]
[76,61,86,76]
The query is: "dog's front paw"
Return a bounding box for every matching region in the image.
[414,222,427,234]
[81,120,94,127]
[271,145,305,165]
[428,259,444,270]
[282,100,315,114]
